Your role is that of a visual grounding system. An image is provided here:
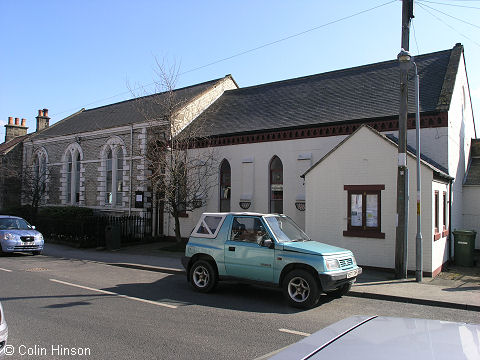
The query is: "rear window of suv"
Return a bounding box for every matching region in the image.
[193,215,225,238]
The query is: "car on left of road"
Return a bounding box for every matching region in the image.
[0,302,8,357]
[0,215,44,255]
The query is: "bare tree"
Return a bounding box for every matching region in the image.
[22,146,49,214]
[0,142,48,218]
[132,60,219,242]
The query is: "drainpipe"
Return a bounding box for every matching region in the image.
[129,124,133,215]
[448,179,453,262]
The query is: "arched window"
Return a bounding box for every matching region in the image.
[63,144,82,205]
[269,156,283,213]
[33,149,48,202]
[104,145,125,207]
[66,153,72,203]
[74,152,81,203]
[116,150,124,206]
[219,159,231,212]
[106,148,113,204]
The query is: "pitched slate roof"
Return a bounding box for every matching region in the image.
[464,139,480,186]
[0,135,29,155]
[194,44,463,137]
[33,76,232,139]
[385,134,449,175]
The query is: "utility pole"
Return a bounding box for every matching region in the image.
[395,0,414,279]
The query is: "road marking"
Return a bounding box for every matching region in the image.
[0,267,12,272]
[49,279,178,309]
[278,328,311,337]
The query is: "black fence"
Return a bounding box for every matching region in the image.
[35,214,153,248]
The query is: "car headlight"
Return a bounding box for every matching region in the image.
[36,233,44,241]
[1,233,15,241]
[325,258,340,270]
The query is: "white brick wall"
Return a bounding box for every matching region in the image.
[304,126,443,273]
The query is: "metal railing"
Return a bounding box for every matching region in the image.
[34,214,152,248]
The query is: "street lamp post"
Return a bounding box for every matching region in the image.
[396,49,411,279]
[396,49,422,282]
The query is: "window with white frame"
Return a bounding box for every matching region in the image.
[104,145,125,207]
[63,146,82,205]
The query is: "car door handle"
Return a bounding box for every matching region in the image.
[228,246,235,252]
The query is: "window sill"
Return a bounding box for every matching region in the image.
[343,230,385,239]
[434,228,449,241]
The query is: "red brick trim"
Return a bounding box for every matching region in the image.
[344,185,385,191]
[195,112,448,148]
[434,232,441,241]
[442,228,449,238]
[432,260,450,278]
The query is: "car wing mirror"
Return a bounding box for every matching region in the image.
[32,226,36,230]
[262,238,275,249]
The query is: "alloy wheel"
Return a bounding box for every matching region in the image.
[287,276,310,302]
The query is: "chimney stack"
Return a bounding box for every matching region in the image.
[4,115,28,143]
[36,108,50,132]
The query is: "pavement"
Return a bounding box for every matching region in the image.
[42,241,480,312]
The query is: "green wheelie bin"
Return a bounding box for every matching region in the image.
[452,230,477,266]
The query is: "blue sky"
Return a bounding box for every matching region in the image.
[1,0,479,140]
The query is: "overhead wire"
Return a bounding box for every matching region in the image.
[417,0,480,10]
[51,0,397,117]
[416,2,480,47]
[412,21,421,55]
[418,1,480,29]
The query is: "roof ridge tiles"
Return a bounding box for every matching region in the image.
[224,47,453,95]
[83,76,228,113]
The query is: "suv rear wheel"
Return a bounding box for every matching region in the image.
[283,269,319,308]
[189,260,217,293]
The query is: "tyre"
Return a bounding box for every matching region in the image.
[283,269,319,309]
[189,260,217,293]
[325,282,352,298]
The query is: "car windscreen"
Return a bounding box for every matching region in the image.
[0,218,33,230]
[264,215,310,243]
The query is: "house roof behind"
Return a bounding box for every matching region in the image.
[464,139,480,185]
[0,134,29,155]
[33,76,231,140]
[193,44,462,137]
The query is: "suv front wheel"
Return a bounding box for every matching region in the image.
[283,269,319,309]
[189,260,217,293]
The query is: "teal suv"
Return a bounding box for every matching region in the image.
[182,213,362,308]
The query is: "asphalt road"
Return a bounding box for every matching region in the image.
[1,253,479,360]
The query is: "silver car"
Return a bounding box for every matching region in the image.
[0,302,7,357]
[269,315,480,359]
[0,215,44,255]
